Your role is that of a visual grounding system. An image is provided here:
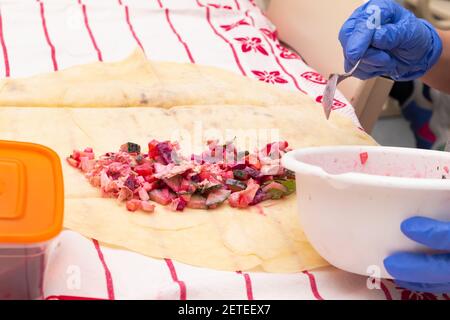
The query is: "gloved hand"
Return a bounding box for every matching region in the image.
[339,0,443,81]
[384,217,450,293]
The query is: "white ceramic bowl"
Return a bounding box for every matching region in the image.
[282,146,450,278]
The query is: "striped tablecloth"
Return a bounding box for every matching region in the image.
[0,0,446,300]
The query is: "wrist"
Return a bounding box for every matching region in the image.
[421,20,443,72]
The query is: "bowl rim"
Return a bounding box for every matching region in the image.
[282,146,450,190]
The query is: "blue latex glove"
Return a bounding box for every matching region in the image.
[339,0,443,81]
[384,217,450,293]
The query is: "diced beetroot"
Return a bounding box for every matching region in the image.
[199,169,212,181]
[120,142,141,154]
[138,188,150,201]
[80,157,95,172]
[179,193,192,203]
[127,199,155,213]
[249,188,267,205]
[190,174,201,183]
[126,199,142,212]
[256,175,273,185]
[142,181,156,191]
[180,178,194,193]
[163,175,182,192]
[228,179,260,208]
[80,151,95,160]
[149,189,171,205]
[262,181,287,193]
[134,163,153,176]
[89,175,100,187]
[148,140,160,159]
[118,187,133,202]
[245,154,261,170]
[244,166,260,178]
[66,157,79,168]
[153,162,167,174]
[206,188,231,207]
[169,197,187,211]
[221,170,234,181]
[187,194,207,209]
[69,139,294,212]
[177,197,187,211]
[71,150,81,161]
[141,201,155,213]
[144,175,157,183]
[262,181,287,199]
[197,180,222,194]
[233,169,249,181]
[225,179,247,192]
[100,171,111,189]
[136,176,145,184]
[105,180,119,193]
[231,163,246,170]
[124,175,139,191]
[156,142,173,164]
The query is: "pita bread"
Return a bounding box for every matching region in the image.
[0,51,376,272]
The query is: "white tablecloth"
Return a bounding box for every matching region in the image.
[1,0,447,300]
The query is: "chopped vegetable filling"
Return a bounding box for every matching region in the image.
[67,140,295,213]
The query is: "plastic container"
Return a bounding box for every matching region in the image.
[282,146,450,278]
[0,140,63,300]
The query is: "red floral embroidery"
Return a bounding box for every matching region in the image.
[277,44,300,59]
[220,19,250,31]
[235,37,268,55]
[396,287,438,300]
[315,96,347,110]
[252,70,288,84]
[301,71,327,85]
[260,28,278,42]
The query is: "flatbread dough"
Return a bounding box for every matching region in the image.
[0,49,309,109]
[0,51,377,272]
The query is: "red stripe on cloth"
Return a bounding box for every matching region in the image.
[234,0,241,10]
[79,2,103,61]
[123,5,145,53]
[0,10,10,77]
[164,8,195,63]
[245,10,306,94]
[156,0,163,8]
[92,239,115,300]
[380,281,393,300]
[236,271,254,300]
[302,270,324,300]
[45,295,105,300]
[37,1,58,71]
[164,258,187,300]
[197,1,246,76]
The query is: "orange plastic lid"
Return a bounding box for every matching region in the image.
[0,140,64,243]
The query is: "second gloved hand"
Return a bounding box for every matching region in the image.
[384,217,450,294]
[339,0,443,81]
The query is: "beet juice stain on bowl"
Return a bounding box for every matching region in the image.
[282,146,450,278]
[0,141,64,300]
